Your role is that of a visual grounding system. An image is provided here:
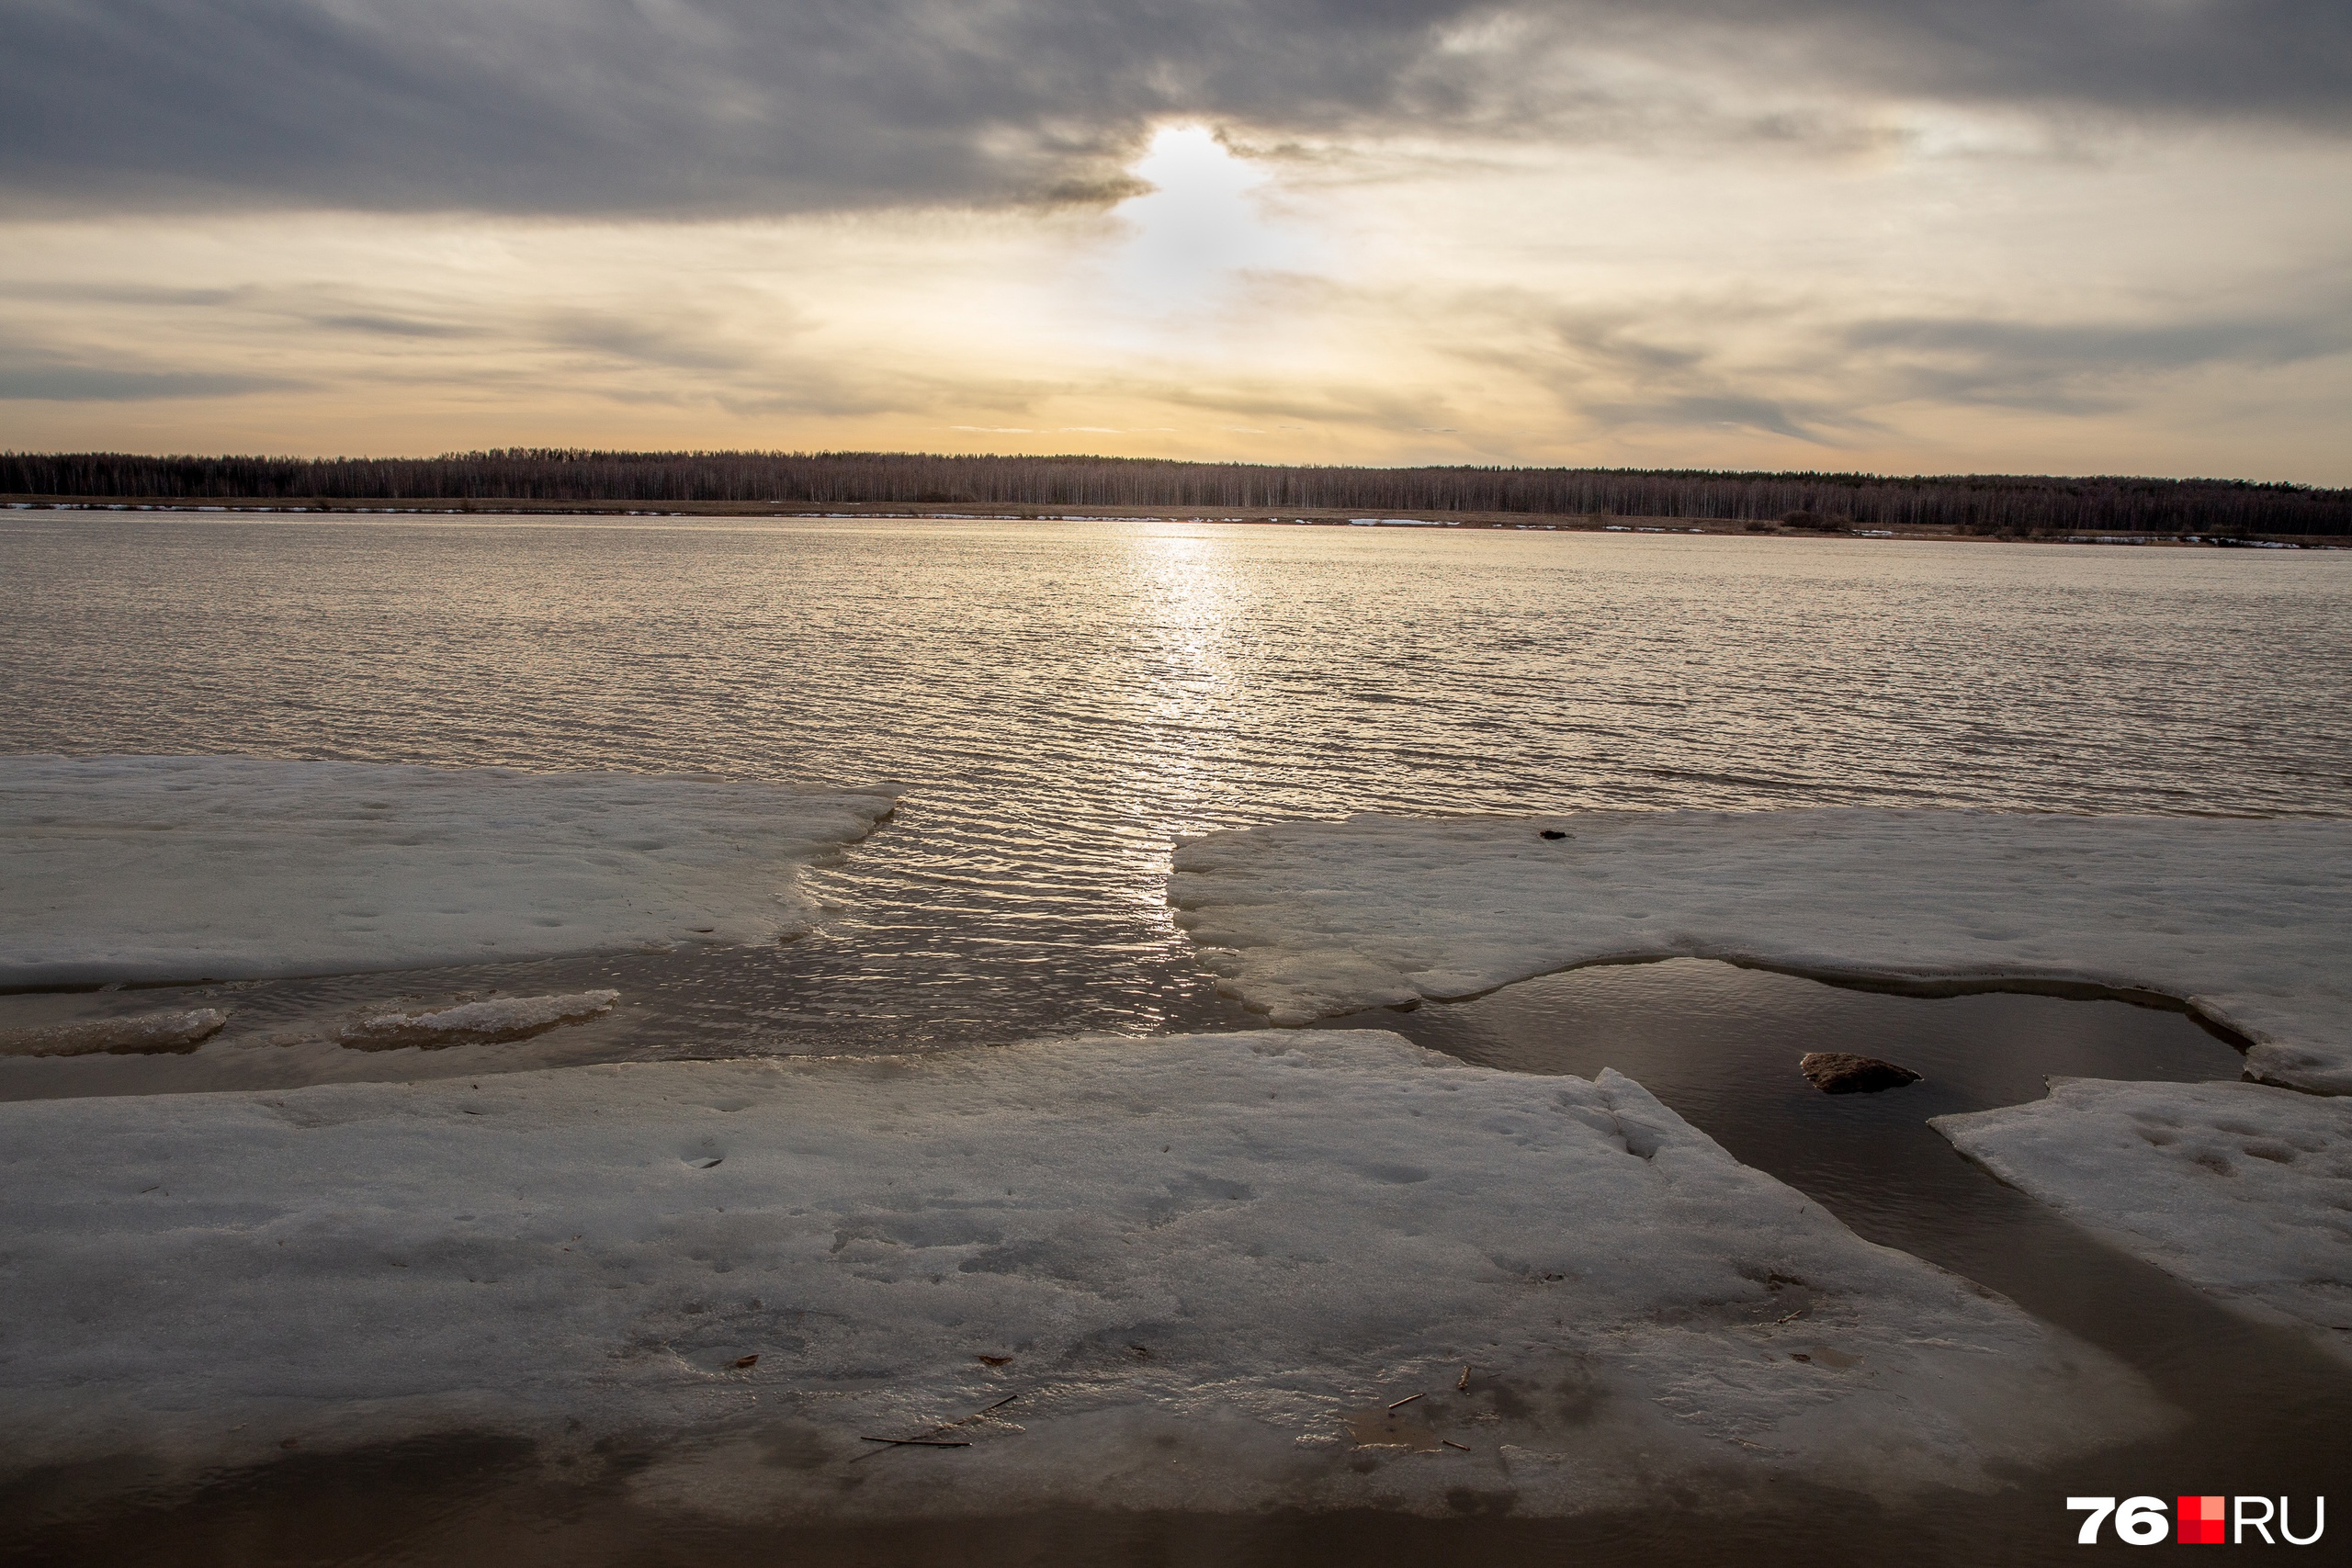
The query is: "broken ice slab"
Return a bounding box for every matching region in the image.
[0,1029,2170,1522]
[0,755,899,987]
[1168,807,2352,1092]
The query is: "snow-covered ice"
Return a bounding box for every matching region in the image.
[1936,1079,2352,1363]
[338,990,621,1050]
[0,1007,228,1057]
[0,1031,2168,1519]
[0,755,898,987]
[1168,809,2352,1092]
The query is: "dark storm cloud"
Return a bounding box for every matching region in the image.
[1,2,2345,218]
[0,0,1493,216]
[1815,1,2352,125]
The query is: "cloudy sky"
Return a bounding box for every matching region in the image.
[3,1,2346,480]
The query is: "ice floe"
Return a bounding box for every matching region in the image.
[0,755,898,987]
[0,1031,2167,1519]
[1168,809,2352,1091]
[0,1007,228,1057]
[338,990,621,1050]
[1936,1079,2352,1363]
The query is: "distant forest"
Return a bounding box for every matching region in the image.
[6,449,2346,535]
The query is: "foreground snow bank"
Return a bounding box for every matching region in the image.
[0,1032,2165,1519]
[1937,1080,2352,1363]
[0,755,898,987]
[1169,809,2352,1091]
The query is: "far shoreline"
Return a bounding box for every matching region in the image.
[3,496,2339,548]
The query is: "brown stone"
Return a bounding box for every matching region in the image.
[1800,1052,1922,1094]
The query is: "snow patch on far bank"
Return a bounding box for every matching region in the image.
[0,755,899,987]
[1167,809,2352,1092]
[1936,1079,2352,1363]
[338,990,619,1050]
[0,1032,2167,1519]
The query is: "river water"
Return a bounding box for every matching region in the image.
[3,513,2348,1563]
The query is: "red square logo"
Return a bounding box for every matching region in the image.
[2178,1495,2226,1545]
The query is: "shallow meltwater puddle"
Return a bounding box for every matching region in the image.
[1324,958,2350,1556]
[1345,956,2246,1259]
[1343,958,2268,1359]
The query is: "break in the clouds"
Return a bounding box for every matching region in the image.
[1,2,2347,482]
[6,1,2347,215]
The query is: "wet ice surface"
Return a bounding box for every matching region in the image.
[0,884,1264,1102]
[7,967,2347,1568]
[0,1032,2172,1519]
[1939,1078,2352,1360]
[0,755,896,987]
[338,989,622,1049]
[0,1006,227,1058]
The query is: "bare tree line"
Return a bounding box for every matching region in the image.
[5,449,2345,535]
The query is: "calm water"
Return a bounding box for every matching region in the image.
[4,513,2349,1563]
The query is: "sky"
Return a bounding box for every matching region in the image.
[2,1,2347,482]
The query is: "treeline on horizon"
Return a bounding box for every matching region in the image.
[6,449,2346,535]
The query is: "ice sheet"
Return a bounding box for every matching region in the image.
[0,1007,228,1057]
[1936,1079,2352,1362]
[1168,809,2352,1091]
[0,755,899,987]
[0,1031,2167,1520]
[338,989,620,1049]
